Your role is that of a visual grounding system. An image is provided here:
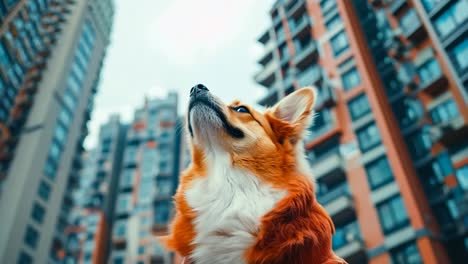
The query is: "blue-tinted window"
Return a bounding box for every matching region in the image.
[24,226,39,249]
[37,180,51,201]
[356,122,382,152]
[17,251,32,264]
[53,123,67,145]
[406,127,432,160]
[31,202,45,224]
[113,257,124,264]
[320,0,336,15]
[0,42,12,67]
[450,38,468,72]
[417,58,442,86]
[400,9,421,36]
[330,30,349,57]
[456,165,468,190]
[391,242,423,264]
[430,99,459,124]
[434,0,468,38]
[154,201,170,224]
[377,196,410,234]
[341,67,361,91]
[44,158,57,179]
[421,0,443,12]
[59,108,73,127]
[366,156,394,190]
[325,14,342,30]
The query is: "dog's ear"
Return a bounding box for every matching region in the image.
[266,87,316,145]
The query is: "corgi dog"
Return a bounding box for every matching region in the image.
[162,84,346,264]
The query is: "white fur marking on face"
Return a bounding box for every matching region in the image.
[185,151,287,264]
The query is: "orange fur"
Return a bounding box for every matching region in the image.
[162,87,346,264]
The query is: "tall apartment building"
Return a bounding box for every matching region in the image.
[0,0,114,263]
[111,92,182,264]
[65,114,127,264]
[254,0,468,263]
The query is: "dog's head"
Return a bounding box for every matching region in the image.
[187,84,316,182]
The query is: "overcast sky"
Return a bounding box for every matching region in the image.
[85,0,275,148]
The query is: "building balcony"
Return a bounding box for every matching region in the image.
[254,60,277,87]
[430,116,468,147]
[333,221,366,263]
[401,15,424,41]
[305,110,337,144]
[309,150,345,182]
[286,0,306,16]
[257,86,279,107]
[112,237,127,250]
[297,65,322,87]
[294,41,317,68]
[318,183,354,224]
[315,84,336,109]
[418,71,447,96]
[289,15,312,39]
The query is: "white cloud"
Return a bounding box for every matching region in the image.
[145,0,258,67]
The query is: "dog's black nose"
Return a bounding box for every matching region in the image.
[190,84,209,97]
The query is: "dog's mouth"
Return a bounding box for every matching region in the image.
[188,95,244,139]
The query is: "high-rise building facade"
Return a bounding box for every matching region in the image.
[254,0,468,263]
[65,114,127,264]
[0,0,114,263]
[111,92,182,264]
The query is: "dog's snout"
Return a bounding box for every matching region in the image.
[190,84,209,97]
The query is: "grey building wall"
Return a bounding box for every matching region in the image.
[0,0,114,263]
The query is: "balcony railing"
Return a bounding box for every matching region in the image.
[254,60,277,86]
[294,41,317,65]
[401,10,423,39]
[289,15,311,38]
[317,182,350,205]
[332,221,361,250]
[308,150,345,181]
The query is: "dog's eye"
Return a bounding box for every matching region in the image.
[235,106,249,113]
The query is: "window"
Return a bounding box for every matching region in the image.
[377,196,409,234]
[17,251,32,264]
[400,9,421,36]
[113,257,124,264]
[138,245,145,255]
[417,58,442,87]
[31,202,45,224]
[430,99,459,124]
[456,166,468,190]
[330,30,349,57]
[24,226,39,249]
[421,0,443,12]
[341,67,361,91]
[391,242,423,264]
[325,14,342,30]
[37,180,51,201]
[406,127,432,160]
[366,156,394,190]
[156,179,173,196]
[450,38,468,72]
[356,122,382,152]
[320,0,336,15]
[434,0,468,38]
[154,201,171,224]
[58,108,73,127]
[53,123,67,145]
[121,169,134,188]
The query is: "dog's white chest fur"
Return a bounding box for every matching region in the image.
[185,154,286,264]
